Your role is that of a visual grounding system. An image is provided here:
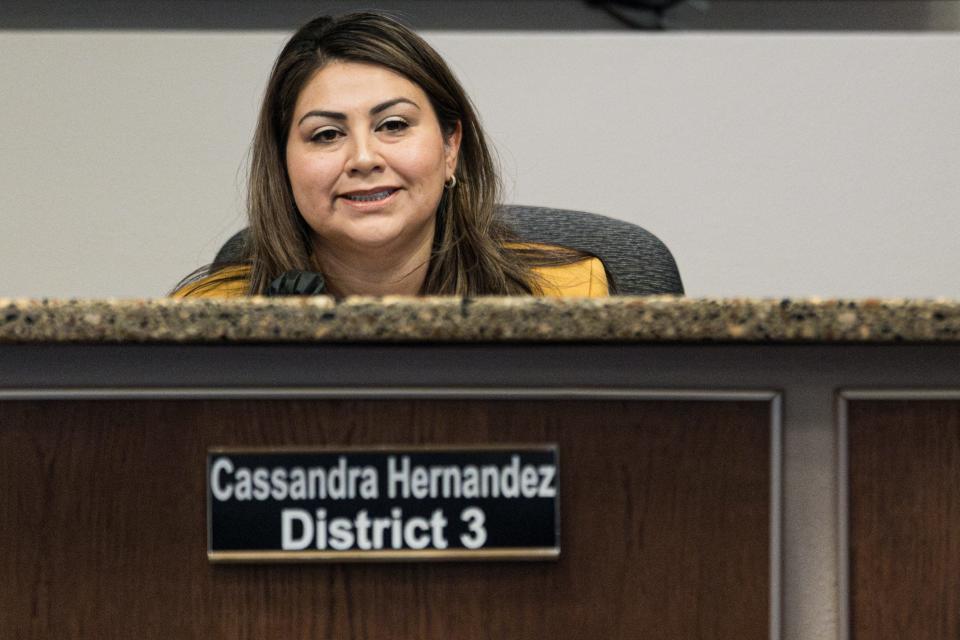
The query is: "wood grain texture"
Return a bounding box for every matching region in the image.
[0,399,771,639]
[848,399,960,640]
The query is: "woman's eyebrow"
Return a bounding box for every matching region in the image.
[298,110,346,125]
[297,97,420,126]
[369,97,419,115]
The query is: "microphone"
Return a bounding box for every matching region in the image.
[266,271,327,296]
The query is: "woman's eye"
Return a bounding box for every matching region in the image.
[378,118,409,133]
[310,128,342,143]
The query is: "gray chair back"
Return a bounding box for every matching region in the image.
[500,205,682,295]
[214,205,683,295]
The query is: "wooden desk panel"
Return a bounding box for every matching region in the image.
[1,398,772,639]
[847,399,960,640]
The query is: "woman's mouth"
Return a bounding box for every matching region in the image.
[342,188,398,203]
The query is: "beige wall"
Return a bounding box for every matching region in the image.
[0,31,958,298]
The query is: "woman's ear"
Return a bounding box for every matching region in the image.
[444,120,463,179]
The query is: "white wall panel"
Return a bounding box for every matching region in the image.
[0,31,957,298]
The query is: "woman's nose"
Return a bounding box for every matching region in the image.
[345,133,383,176]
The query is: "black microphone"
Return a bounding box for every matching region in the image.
[266,271,327,296]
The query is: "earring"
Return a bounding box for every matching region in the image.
[444,175,457,189]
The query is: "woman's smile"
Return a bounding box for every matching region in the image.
[338,186,401,209]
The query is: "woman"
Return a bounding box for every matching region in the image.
[175,12,608,298]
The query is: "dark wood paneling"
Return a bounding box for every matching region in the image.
[848,399,960,639]
[0,399,771,639]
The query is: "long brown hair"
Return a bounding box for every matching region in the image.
[182,12,582,296]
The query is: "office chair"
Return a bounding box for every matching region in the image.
[213,205,684,295]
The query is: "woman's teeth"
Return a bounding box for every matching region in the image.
[345,189,394,202]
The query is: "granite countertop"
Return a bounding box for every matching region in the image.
[1,296,959,344]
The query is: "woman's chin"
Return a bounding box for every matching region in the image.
[315,223,433,255]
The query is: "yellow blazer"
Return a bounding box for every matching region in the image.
[174,248,608,298]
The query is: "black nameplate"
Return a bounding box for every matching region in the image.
[207,446,559,562]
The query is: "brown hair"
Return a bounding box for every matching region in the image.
[179,12,584,296]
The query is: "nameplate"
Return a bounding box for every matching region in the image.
[207,446,559,562]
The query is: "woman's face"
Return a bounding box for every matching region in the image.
[286,61,460,257]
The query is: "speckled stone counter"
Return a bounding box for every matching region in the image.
[1,296,960,343]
